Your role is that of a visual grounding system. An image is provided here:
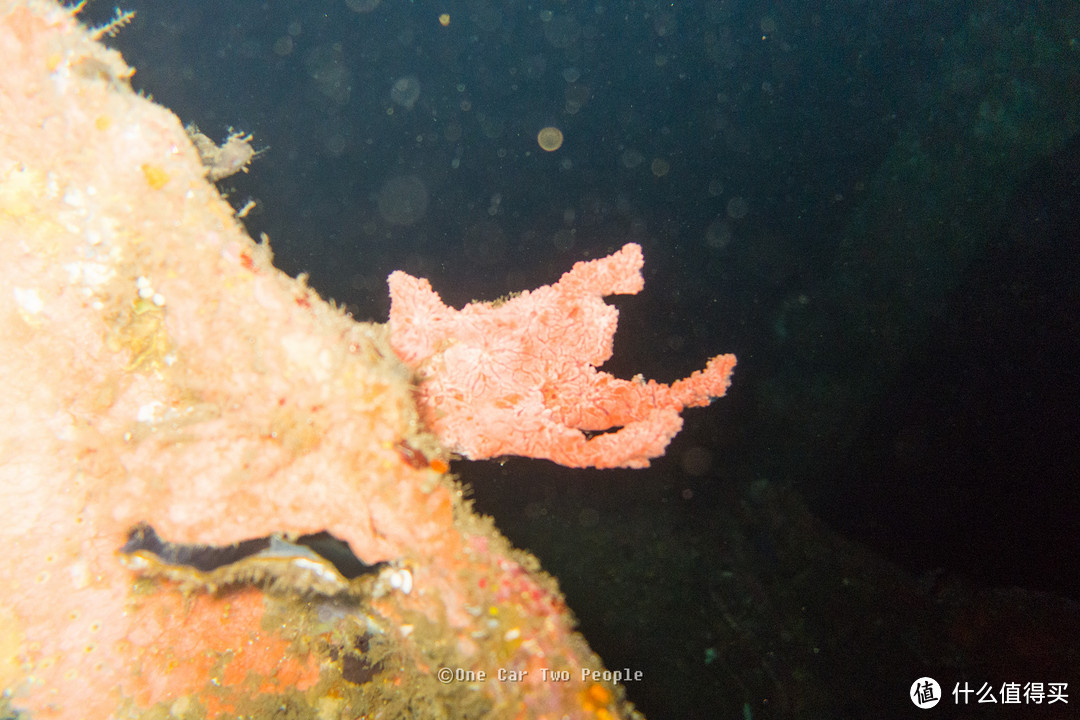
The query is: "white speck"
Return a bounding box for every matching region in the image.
[80,262,113,288]
[69,560,90,589]
[388,568,413,594]
[120,554,149,570]
[152,293,165,307]
[63,188,84,208]
[136,401,161,423]
[13,287,44,314]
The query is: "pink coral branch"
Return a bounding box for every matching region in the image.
[388,243,737,469]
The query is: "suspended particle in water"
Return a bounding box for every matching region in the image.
[391,76,421,110]
[537,126,564,152]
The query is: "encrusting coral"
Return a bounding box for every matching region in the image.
[0,2,642,718]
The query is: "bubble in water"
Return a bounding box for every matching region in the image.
[679,446,712,476]
[345,0,380,13]
[564,83,590,114]
[391,76,421,110]
[726,196,749,219]
[620,149,644,169]
[653,13,678,38]
[705,217,733,249]
[544,14,581,48]
[305,44,352,105]
[462,221,507,266]
[273,36,294,57]
[377,175,428,226]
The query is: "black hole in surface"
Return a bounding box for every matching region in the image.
[120,523,383,579]
[581,426,623,440]
[295,531,374,579]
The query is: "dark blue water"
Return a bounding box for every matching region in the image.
[88,0,1080,717]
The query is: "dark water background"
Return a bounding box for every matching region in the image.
[84,0,1080,716]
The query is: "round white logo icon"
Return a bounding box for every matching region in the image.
[911,677,942,708]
